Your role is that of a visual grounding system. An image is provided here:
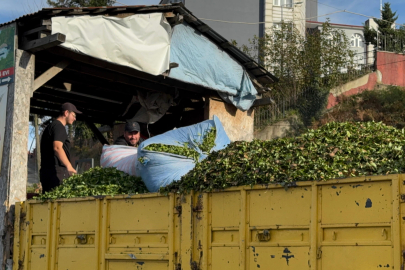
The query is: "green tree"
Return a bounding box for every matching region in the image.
[244,21,354,97]
[364,2,398,45]
[47,0,115,7]
[243,21,355,129]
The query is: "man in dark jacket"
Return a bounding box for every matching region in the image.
[40,102,82,193]
[114,121,144,147]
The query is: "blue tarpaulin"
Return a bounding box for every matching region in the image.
[136,116,230,192]
[169,22,257,111]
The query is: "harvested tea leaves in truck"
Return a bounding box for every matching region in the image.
[162,122,405,193]
[36,167,148,200]
[198,127,216,153]
[144,143,200,162]
[143,127,217,162]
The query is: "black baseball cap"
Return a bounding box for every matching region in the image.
[125,121,140,133]
[61,102,82,114]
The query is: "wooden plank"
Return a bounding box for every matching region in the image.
[197,25,210,33]
[33,60,70,92]
[30,98,116,118]
[33,90,123,113]
[84,120,110,145]
[251,97,274,107]
[29,107,115,125]
[21,33,65,53]
[23,25,51,36]
[41,19,51,26]
[41,84,122,104]
[91,8,107,14]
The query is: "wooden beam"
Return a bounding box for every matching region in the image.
[22,33,66,53]
[251,97,275,107]
[85,120,110,145]
[92,8,107,14]
[42,84,122,104]
[33,90,123,113]
[41,19,51,26]
[23,25,51,37]
[29,107,115,125]
[30,98,117,118]
[33,60,70,92]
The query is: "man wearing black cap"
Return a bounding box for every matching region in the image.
[114,121,144,147]
[40,102,82,193]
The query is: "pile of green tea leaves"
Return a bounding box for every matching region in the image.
[36,167,148,201]
[144,128,216,162]
[162,122,405,193]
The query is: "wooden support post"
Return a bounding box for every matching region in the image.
[84,120,110,146]
[33,60,70,92]
[21,33,65,53]
[204,96,254,141]
[0,23,35,269]
[34,115,41,180]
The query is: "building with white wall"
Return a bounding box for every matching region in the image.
[161,0,317,47]
[265,0,307,36]
[306,21,368,67]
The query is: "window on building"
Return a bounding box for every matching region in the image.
[274,0,292,7]
[351,34,363,48]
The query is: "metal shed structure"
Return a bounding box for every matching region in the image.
[0,3,276,267]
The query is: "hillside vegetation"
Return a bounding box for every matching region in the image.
[314,86,405,128]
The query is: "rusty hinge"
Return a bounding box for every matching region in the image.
[193,205,203,212]
[317,248,322,259]
[401,194,405,202]
[175,206,182,217]
[175,263,181,270]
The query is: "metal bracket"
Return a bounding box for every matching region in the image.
[317,248,322,259]
[257,229,271,242]
[75,234,87,244]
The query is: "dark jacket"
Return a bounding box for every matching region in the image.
[114,135,144,147]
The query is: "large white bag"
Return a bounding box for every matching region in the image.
[100,145,138,176]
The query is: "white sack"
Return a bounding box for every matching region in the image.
[52,14,171,75]
[100,145,138,176]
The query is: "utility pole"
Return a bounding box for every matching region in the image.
[380,0,382,19]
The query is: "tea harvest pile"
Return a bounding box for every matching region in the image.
[36,167,148,200]
[144,128,216,162]
[162,122,405,193]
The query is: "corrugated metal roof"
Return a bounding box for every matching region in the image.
[0,3,276,87]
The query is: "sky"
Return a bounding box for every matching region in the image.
[0,0,404,150]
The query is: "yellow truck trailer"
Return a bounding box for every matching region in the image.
[13,174,404,270]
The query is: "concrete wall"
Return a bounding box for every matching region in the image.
[326,51,405,108]
[205,98,254,141]
[376,51,405,86]
[306,0,318,21]
[327,72,378,108]
[182,0,264,47]
[254,118,295,140]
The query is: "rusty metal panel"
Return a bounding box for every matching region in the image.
[321,246,392,269]
[249,246,310,269]
[248,186,312,227]
[12,174,405,270]
[321,181,392,224]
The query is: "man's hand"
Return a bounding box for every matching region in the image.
[67,166,77,176]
